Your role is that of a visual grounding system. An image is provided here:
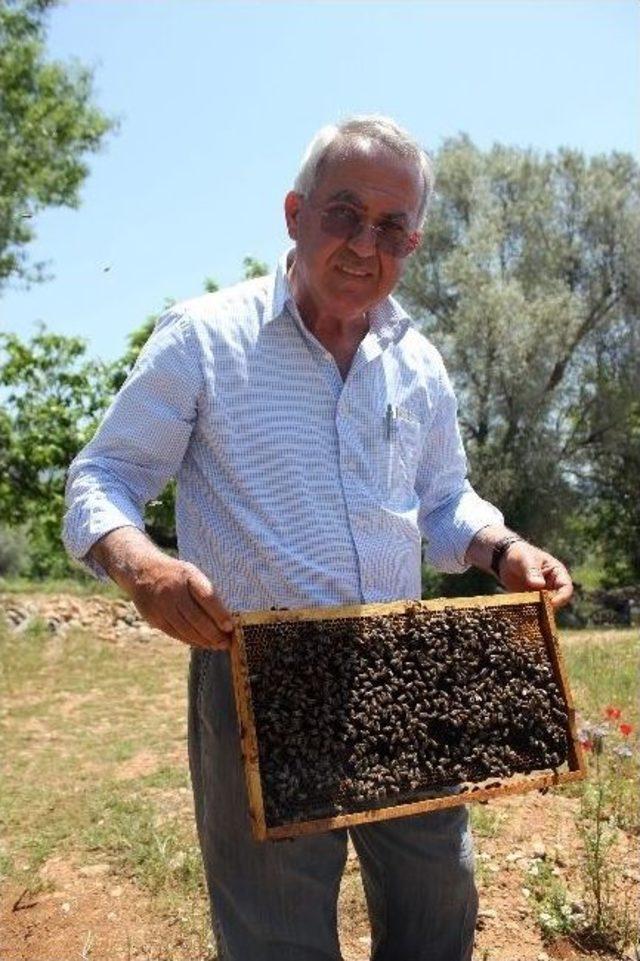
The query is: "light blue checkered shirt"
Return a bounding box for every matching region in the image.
[63,252,502,610]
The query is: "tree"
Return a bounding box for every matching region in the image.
[568,317,640,584]
[0,0,114,289]
[399,137,639,585]
[242,256,269,279]
[0,326,112,575]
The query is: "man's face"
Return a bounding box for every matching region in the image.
[284,143,423,324]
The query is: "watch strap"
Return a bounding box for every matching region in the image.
[490,535,524,578]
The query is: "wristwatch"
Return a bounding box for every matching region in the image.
[490,535,524,579]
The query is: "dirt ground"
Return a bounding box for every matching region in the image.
[3,797,636,961]
[1,594,638,961]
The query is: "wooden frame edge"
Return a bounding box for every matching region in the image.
[264,767,585,840]
[230,617,268,841]
[538,591,588,780]
[238,592,542,627]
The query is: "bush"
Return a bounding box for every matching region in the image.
[0,525,28,577]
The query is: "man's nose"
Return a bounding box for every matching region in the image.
[347,221,378,257]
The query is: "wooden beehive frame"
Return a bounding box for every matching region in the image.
[229,591,587,841]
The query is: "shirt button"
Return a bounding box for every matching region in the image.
[343,458,357,472]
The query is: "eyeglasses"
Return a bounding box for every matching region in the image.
[308,200,419,258]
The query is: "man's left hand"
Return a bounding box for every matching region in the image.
[465,527,573,609]
[497,541,573,609]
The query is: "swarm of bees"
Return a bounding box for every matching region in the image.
[245,607,570,827]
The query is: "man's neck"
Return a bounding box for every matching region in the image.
[287,260,370,348]
[303,311,369,344]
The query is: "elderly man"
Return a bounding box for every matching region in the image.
[64,115,572,961]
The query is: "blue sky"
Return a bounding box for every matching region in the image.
[1,0,638,362]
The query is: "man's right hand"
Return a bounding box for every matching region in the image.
[89,527,233,650]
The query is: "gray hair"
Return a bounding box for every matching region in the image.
[293,115,435,227]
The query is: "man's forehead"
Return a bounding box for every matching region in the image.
[314,146,423,218]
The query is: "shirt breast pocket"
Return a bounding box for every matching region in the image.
[381,405,423,508]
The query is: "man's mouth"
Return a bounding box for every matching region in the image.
[336,264,372,278]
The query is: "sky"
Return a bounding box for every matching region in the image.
[1,0,638,362]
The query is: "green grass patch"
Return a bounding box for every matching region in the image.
[470,805,509,838]
[83,790,205,897]
[562,630,638,722]
[0,576,124,597]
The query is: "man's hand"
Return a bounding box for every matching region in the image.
[465,526,573,609]
[495,541,573,609]
[89,527,233,649]
[129,556,233,650]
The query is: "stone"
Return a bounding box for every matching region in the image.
[477,908,497,919]
[505,849,525,862]
[78,863,110,878]
[168,851,186,871]
[531,838,546,859]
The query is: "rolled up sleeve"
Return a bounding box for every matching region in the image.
[415,359,502,573]
[62,309,203,577]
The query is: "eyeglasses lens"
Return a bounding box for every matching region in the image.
[320,207,413,258]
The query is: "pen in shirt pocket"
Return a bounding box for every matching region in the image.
[386,403,421,439]
[385,403,396,441]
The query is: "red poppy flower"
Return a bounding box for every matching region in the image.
[619,723,633,737]
[605,706,621,720]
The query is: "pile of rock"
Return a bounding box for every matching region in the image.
[0,593,162,644]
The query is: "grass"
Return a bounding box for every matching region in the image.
[0,614,211,957]
[557,631,639,954]
[0,613,638,958]
[526,857,575,939]
[562,631,638,721]
[470,804,509,839]
[0,575,124,597]
[560,629,638,832]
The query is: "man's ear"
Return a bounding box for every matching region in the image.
[284,191,302,241]
[409,230,423,254]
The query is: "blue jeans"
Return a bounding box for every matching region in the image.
[189,650,478,961]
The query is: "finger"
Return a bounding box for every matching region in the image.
[544,565,574,609]
[176,597,230,650]
[186,571,234,634]
[152,613,197,647]
[164,606,217,650]
[523,565,547,589]
[549,581,573,608]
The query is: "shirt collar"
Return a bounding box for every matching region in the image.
[266,249,411,348]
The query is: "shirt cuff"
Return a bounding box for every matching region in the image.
[422,487,504,574]
[62,498,145,581]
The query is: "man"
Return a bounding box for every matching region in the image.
[64,115,572,961]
